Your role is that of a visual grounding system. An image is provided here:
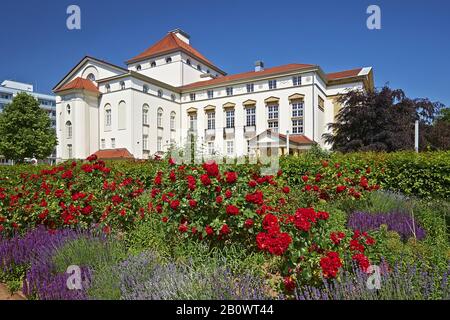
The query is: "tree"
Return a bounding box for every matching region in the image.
[323,86,444,152]
[0,92,57,162]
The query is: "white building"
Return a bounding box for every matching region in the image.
[53,29,374,160]
[0,80,57,164]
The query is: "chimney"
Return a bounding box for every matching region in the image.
[170,28,191,45]
[255,60,264,72]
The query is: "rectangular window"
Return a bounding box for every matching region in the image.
[268,105,279,120]
[143,135,149,150]
[226,141,234,155]
[190,93,196,101]
[226,87,233,96]
[207,142,215,155]
[318,96,325,112]
[157,137,162,152]
[189,114,197,131]
[246,83,254,93]
[143,110,149,125]
[246,107,256,127]
[293,76,302,86]
[101,139,105,149]
[226,109,235,128]
[170,114,175,131]
[67,144,73,159]
[111,138,116,149]
[292,102,304,117]
[207,112,215,130]
[292,119,304,134]
[207,90,214,99]
[105,110,112,127]
[268,79,277,90]
[268,121,279,132]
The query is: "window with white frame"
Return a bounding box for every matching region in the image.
[318,96,325,112]
[292,102,304,117]
[170,112,176,131]
[246,107,256,127]
[105,84,111,93]
[66,104,71,115]
[197,64,202,71]
[292,119,304,134]
[157,137,163,152]
[142,105,149,125]
[157,108,163,128]
[190,93,196,101]
[171,94,176,101]
[105,105,112,129]
[226,141,234,155]
[166,57,172,63]
[66,121,72,139]
[207,90,214,99]
[226,87,233,96]
[226,109,235,128]
[87,73,96,82]
[186,59,191,66]
[101,139,105,149]
[120,81,125,90]
[267,104,279,131]
[111,138,116,149]
[189,113,197,131]
[246,83,254,93]
[143,85,149,93]
[143,135,149,151]
[207,111,215,130]
[293,76,302,86]
[157,90,163,98]
[268,79,277,90]
[208,142,215,155]
[151,61,156,67]
[136,65,142,71]
[67,144,73,159]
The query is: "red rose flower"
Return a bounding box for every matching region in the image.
[282,186,290,194]
[225,189,233,199]
[220,224,230,235]
[205,225,214,236]
[200,174,211,186]
[283,276,296,292]
[202,161,219,177]
[248,180,257,188]
[86,154,98,162]
[301,175,309,183]
[352,253,370,272]
[244,219,254,228]
[226,204,240,216]
[178,224,188,233]
[320,252,342,278]
[170,200,180,210]
[189,199,197,208]
[162,216,168,223]
[336,185,347,193]
[225,172,238,184]
[216,196,223,204]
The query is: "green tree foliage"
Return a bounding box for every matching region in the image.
[0,92,57,162]
[323,86,446,152]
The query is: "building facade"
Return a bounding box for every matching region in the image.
[0,80,56,164]
[53,29,374,161]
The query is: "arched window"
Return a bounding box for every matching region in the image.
[66,104,71,115]
[105,84,111,93]
[104,104,112,129]
[151,61,156,68]
[66,121,72,139]
[166,57,172,63]
[143,85,149,93]
[136,65,142,71]
[118,101,127,130]
[170,112,176,131]
[197,64,201,71]
[120,81,125,90]
[142,104,149,125]
[186,59,191,66]
[87,73,96,81]
[157,108,163,128]
[157,90,163,98]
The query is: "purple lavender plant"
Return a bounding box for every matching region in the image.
[295,261,450,300]
[348,211,426,241]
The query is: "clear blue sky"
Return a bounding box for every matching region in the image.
[1,0,449,105]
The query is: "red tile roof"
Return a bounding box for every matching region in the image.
[180,63,316,90]
[127,32,219,70]
[94,148,134,160]
[54,77,100,94]
[326,68,362,80]
[278,133,314,145]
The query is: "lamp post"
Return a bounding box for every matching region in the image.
[286,130,290,156]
